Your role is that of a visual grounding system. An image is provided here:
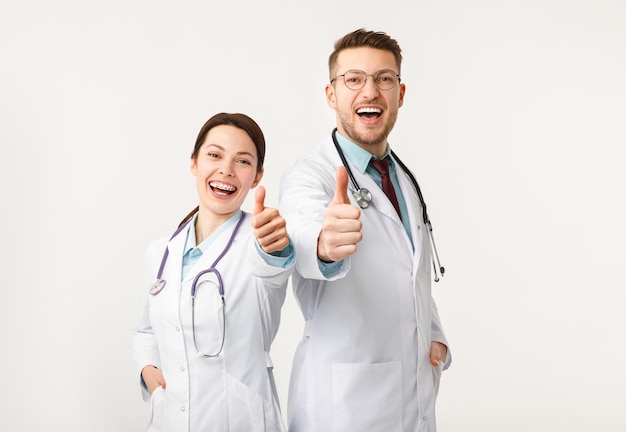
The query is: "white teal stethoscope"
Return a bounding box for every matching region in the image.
[150,211,246,357]
[331,128,446,282]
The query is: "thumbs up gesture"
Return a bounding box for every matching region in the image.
[251,185,289,254]
[317,166,363,262]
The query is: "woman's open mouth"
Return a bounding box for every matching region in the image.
[210,181,236,196]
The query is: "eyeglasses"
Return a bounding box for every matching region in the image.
[330,69,401,91]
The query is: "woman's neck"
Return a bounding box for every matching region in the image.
[194,209,240,245]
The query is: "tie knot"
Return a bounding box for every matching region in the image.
[371,157,391,176]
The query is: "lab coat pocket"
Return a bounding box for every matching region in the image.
[332,361,402,432]
[226,373,285,432]
[146,386,165,432]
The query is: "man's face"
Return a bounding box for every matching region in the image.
[326,47,405,156]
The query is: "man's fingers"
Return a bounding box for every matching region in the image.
[332,166,350,205]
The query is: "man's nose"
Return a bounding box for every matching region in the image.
[360,76,381,96]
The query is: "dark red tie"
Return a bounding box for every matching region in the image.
[371,157,401,219]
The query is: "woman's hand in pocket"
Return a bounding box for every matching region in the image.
[142,365,166,395]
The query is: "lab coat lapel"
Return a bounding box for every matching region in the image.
[359,170,403,225]
[395,165,428,273]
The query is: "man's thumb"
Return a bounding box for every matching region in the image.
[253,186,266,215]
[332,166,350,205]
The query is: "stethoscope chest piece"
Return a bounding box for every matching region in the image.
[151,279,166,296]
[353,188,372,209]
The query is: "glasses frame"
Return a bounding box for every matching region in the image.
[330,69,401,91]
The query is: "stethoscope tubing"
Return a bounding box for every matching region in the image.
[331,128,445,282]
[150,211,246,358]
[151,211,245,296]
[150,220,192,296]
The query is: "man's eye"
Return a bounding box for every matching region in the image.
[378,74,395,82]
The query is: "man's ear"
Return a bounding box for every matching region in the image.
[325,84,337,109]
[398,83,406,108]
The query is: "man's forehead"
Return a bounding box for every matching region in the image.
[334,47,397,72]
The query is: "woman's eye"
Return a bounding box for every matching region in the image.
[208,152,219,158]
[238,159,251,165]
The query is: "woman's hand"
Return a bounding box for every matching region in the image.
[141,365,166,396]
[251,186,289,254]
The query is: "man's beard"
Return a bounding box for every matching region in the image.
[339,113,397,148]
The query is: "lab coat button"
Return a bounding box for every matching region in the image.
[422,416,427,421]
[181,406,186,412]
[180,366,185,372]
[176,326,180,332]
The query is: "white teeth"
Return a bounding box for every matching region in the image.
[357,107,382,114]
[210,181,235,192]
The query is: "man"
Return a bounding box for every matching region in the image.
[279,28,451,432]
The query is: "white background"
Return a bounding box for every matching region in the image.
[1,0,625,430]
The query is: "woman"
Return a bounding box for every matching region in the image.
[133,112,294,432]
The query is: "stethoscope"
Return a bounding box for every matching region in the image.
[331,128,446,282]
[150,211,246,357]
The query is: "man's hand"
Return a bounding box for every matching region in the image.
[430,341,447,367]
[317,166,363,262]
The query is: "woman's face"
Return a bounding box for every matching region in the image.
[190,124,263,218]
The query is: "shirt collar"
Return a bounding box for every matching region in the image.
[183,211,241,257]
[334,130,392,173]
[183,213,199,257]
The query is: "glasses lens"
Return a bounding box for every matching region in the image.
[375,70,398,90]
[343,70,367,90]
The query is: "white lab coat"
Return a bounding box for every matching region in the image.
[278,135,450,432]
[133,212,292,432]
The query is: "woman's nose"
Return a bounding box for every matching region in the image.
[218,160,235,176]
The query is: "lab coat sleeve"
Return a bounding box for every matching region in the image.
[278,155,351,281]
[430,296,452,370]
[248,233,295,287]
[248,233,293,348]
[132,239,165,402]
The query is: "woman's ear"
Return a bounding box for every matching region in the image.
[251,167,264,188]
[190,158,197,176]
